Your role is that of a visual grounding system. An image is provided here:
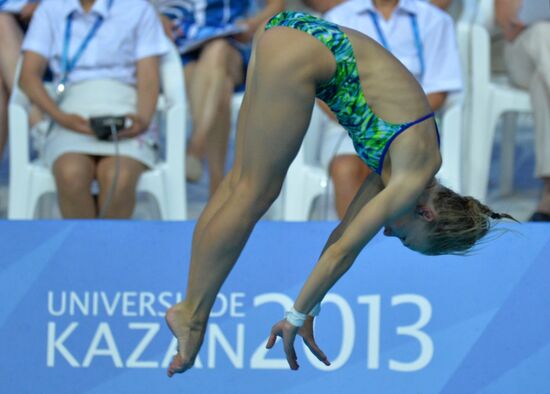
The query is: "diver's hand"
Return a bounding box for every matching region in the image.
[266,316,330,370]
[266,319,300,370]
[298,316,330,366]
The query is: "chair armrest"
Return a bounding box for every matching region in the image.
[8,102,31,172]
[8,56,33,170]
[439,92,464,114]
[164,103,186,171]
[159,43,185,107]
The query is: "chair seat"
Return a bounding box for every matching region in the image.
[489,80,531,111]
[465,0,534,201]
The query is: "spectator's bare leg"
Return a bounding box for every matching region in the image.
[505,23,550,217]
[96,156,146,219]
[0,78,7,160]
[329,155,371,219]
[184,39,244,192]
[204,76,233,195]
[0,13,22,93]
[539,178,550,214]
[0,13,23,159]
[183,63,204,159]
[53,153,97,218]
[525,25,550,215]
[166,27,336,376]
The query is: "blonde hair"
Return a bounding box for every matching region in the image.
[424,186,517,255]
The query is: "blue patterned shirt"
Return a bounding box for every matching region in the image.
[155,0,253,35]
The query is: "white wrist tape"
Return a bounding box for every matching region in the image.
[309,303,321,317]
[285,307,307,327]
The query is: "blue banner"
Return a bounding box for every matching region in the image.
[1,221,549,393]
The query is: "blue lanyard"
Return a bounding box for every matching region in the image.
[60,0,113,86]
[367,10,425,80]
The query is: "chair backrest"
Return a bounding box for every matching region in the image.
[157,43,186,170]
[9,59,30,109]
[159,43,185,106]
[301,104,325,166]
[456,19,471,86]
[469,0,493,89]
[474,0,496,30]
[8,59,32,173]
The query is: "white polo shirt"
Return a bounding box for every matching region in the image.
[22,0,170,87]
[324,0,462,95]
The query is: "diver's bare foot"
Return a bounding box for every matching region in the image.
[165,302,206,377]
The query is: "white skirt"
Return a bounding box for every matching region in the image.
[38,79,158,168]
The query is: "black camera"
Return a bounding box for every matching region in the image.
[89,116,128,140]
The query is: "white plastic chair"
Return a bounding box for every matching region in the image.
[436,7,473,193]
[279,104,328,221]
[437,93,464,192]
[465,0,532,202]
[8,44,187,220]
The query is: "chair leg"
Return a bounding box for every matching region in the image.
[467,111,498,202]
[439,105,463,193]
[282,172,309,221]
[166,188,187,220]
[499,112,517,197]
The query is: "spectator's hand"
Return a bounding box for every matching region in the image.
[19,1,39,23]
[161,15,175,41]
[117,114,148,139]
[57,113,94,135]
[495,0,525,41]
[505,17,525,41]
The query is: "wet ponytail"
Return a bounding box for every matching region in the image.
[424,187,517,255]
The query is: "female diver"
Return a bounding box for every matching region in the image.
[166,11,513,375]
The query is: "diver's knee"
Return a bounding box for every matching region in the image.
[234,175,282,215]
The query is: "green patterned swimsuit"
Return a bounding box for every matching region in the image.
[265,11,438,175]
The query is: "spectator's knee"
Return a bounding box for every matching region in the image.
[53,159,93,194]
[198,39,238,70]
[98,163,141,195]
[330,155,365,183]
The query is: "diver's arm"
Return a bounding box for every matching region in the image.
[293,137,439,315]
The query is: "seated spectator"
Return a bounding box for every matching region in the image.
[0,0,39,160]
[306,0,462,218]
[154,0,284,195]
[19,0,169,218]
[495,0,550,222]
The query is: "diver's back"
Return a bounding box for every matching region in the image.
[343,27,431,125]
